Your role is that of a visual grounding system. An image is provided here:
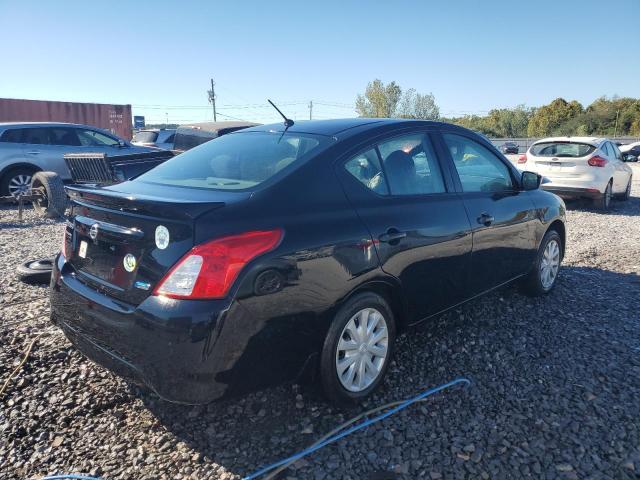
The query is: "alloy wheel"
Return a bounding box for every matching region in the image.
[8,174,32,197]
[335,307,389,392]
[540,239,560,289]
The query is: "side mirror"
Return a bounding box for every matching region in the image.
[521,171,541,191]
[623,153,636,162]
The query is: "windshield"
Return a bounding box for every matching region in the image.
[530,142,595,157]
[135,131,329,190]
[133,131,159,143]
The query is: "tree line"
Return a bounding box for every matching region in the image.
[355,80,640,138]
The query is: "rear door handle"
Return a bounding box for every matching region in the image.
[379,230,407,243]
[477,213,495,226]
[26,151,40,155]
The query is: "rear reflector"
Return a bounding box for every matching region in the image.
[518,154,527,164]
[588,155,607,167]
[154,229,283,299]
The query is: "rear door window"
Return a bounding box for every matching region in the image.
[50,128,81,146]
[443,133,514,193]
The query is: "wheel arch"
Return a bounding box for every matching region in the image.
[546,219,566,259]
[334,276,409,333]
[0,162,42,180]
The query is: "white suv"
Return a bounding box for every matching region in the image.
[518,137,633,209]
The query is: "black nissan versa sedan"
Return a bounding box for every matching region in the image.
[50,118,566,404]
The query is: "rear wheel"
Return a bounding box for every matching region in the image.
[521,229,562,297]
[593,180,612,210]
[0,167,36,198]
[320,292,396,405]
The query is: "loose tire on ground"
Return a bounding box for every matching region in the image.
[17,258,54,285]
[521,229,563,297]
[319,292,396,405]
[31,171,66,218]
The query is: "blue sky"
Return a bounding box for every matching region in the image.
[0,0,638,125]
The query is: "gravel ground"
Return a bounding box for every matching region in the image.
[2,164,640,480]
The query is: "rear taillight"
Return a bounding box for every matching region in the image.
[518,154,527,164]
[588,155,607,167]
[153,229,283,299]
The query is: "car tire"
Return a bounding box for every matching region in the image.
[593,180,612,210]
[0,166,37,198]
[31,171,67,218]
[319,292,396,405]
[617,177,632,201]
[521,229,563,297]
[17,258,54,284]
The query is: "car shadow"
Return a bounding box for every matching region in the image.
[134,264,639,479]
[563,194,640,216]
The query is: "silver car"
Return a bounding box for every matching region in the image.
[131,129,176,150]
[0,122,155,197]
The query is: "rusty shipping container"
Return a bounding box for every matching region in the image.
[0,98,132,140]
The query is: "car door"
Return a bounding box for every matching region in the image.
[336,130,473,323]
[437,130,538,295]
[608,142,632,193]
[19,127,70,177]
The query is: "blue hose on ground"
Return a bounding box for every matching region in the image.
[42,476,102,480]
[243,377,471,480]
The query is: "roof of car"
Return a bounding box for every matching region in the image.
[244,118,445,137]
[0,121,96,128]
[532,136,605,146]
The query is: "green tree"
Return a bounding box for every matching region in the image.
[355,79,402,117]
[355,80,439,119]
[397,88,440,120]
[527,98,583,136]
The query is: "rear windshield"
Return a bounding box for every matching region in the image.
[132,131,158,143]
[135,131,329,191]
[530,142,595,157]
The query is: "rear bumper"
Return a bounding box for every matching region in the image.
[50,255,250,404]
[542,186,602,200]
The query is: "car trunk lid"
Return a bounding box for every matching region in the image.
[65,182,250,305]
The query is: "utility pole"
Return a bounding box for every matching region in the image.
[208,79,217,122]
[614,109,620,138]
[308,100,313,120]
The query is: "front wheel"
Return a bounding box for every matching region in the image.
[320,292,396,405]
[521,229,563,297]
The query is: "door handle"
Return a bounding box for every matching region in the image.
[379,230,407,243]
[477,213,495,226]
[26,151,40,155]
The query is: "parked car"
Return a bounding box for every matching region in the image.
[619,141,640,161]
[518,137,633,209]
[501,141,519,154]
[51,119,566,405]
[131,129,176,150]
[172,121,257,152]
[0,122,156,197]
